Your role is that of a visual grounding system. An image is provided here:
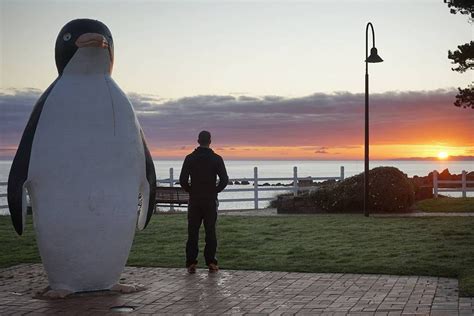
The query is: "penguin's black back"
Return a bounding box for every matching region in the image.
[7,79,58,235]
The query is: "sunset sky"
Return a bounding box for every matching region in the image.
[1,0,473,160]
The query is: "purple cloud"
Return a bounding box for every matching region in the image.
[1,88,472,159]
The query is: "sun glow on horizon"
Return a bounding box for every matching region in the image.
[143,144,472,160]
[1,144,471,161]
[437,151,449,160]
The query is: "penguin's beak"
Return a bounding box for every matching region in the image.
[75,33,109,49]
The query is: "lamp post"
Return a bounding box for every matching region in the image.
[364,22,383,217]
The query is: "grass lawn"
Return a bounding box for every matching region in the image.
[1,214,473,296]
[416,197,474,212]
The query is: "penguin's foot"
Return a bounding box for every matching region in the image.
[111,283,145,294]
[41,288,73,299]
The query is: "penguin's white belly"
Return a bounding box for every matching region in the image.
[28,73,145,292]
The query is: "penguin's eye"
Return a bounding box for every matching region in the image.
[63,33,72,41]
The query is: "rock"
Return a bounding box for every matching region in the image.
[298,179,313,187]
[241,180,250,185]
[320,179,336,186]
[234,181,240,185]
[439,168,451,180]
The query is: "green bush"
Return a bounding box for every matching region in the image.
[310,166,415,213]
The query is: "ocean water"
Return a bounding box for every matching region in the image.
[0,159,472,215]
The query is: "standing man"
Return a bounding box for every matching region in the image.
[179,131,229,274]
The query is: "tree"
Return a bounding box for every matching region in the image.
[444,0,474,19]
[444,0,474,109]
[454,85,474,108]
[448,41,474,73]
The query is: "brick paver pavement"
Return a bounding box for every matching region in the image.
[1,264,473,315]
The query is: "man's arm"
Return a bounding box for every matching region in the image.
[179,156,191,192]
[215,156,229,193]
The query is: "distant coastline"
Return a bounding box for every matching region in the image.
[393,156,474,161]
[0,157,473,162]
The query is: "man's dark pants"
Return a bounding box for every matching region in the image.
[186,198,218,267]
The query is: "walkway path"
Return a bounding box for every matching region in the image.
[1,264,473,315]
[219,208,278,216]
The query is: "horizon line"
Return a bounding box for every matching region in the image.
[0,156,473,162]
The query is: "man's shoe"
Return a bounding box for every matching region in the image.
[208,263,219,273]
[187,263,197,274]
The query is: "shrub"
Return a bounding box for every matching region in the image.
[310,166,415,213]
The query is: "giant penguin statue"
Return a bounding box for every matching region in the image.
[7,19,156,296]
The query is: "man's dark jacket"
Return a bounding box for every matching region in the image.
[179,147,228,200]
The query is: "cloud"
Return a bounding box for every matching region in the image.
[314,146,329,154]
[129,88,473,149]
[1,88,473,159]
[0,88,42,153]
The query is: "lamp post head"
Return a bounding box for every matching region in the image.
[366,47,383,63]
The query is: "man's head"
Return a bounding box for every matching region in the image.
[198,130,211,147]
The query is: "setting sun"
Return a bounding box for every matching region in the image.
[437,151,449,160]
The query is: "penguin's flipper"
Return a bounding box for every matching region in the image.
[7,80,58,235]
[137,129,156,230]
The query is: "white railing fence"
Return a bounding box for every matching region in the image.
[0,166,344,212]
[0,182,7,210]
[157,166,345,211]
[433,170,473,198]
[3,168,472,212]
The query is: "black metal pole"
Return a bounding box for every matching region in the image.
[364,71,369,217]
[364,23,371,218]
[363,22,381,217]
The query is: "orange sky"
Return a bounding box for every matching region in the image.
[149,144,473,160]
[1,89,473,161]
[142,89,473,160]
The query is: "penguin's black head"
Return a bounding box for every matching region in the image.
[55,19,114,75]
